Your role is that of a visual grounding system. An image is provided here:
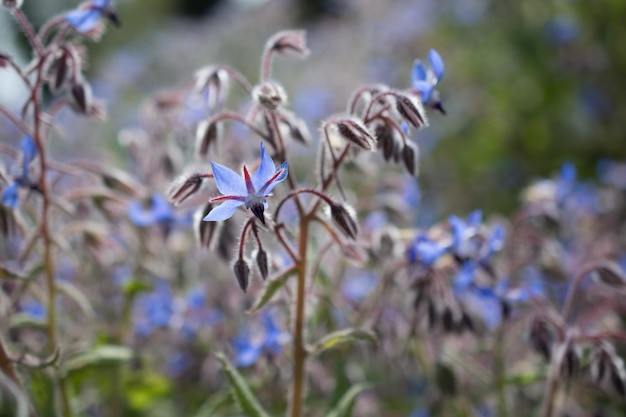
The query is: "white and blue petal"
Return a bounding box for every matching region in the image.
[93,0,112,7]
[429,49,445,81]
[210,161,247,197]
[412,80,434,102]
[251,142,276,192]
[261,161,288,195]
[203,199,243,221]
[412,60,428,83]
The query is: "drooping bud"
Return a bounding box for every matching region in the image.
[329,202,359,240]
[590,261,626,289]
[2,0,23,9]
[375,124,400,161]
[233,258,251,293]
[194,66,230,110]
[256,247,269,280]
[168,169,210,206]
[195,118,222,159]
[402,141,419,176]
[558,341,581,379]
[327,117,376,151]
[195,202,221,249]
[69,78,93,115]
[590,342,614,384]
[266,30,310,59]
[281,111,311,145]
[610,355,626,397]
[252,81,288,111]
[394,92,428,129]
[529,317,555,361]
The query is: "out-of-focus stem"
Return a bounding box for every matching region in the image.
[11,8,44,55]
[495,326,508,417]
[288,216,309,417]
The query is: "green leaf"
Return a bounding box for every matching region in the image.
[215,352,272,417]
[191,392,231,417]
[63,345,133,376]
[325,384,369,417]
[248,267,296,314]
[24,368,55,417]
[310,328,377,356]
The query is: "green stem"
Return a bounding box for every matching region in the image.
[289,216,310,417]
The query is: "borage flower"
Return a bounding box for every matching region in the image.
[203,142,288,225]
[65,0,120,34]
[412,49,445,108]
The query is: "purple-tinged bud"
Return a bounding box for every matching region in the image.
[195,119,222,159]
[167,170,210,206]
[256,247,269,280]
[375,124,400,161]
[266,30,310,59]
[2,0,22,9]
[558,342,581,379]
[328,117,376,151]
[233,258,251,293]
[281,112,311,145]
[100,168,143,198]
[590,342,614,384]
[530,318,555,361]
[253,81,288,111]
[69,79,93,115]
[394,92,428,129]
[590,261,626,289]
[195,202,221,249]
[329,202,359,240]
[402,141,419,176]
[194,66,229,110]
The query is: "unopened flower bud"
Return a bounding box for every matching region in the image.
[253,81,288,111]
[195,119,222,159]
[402,141,419,176]
[233,258,250,293]
[328,117,376,151]
[558,342,581,379]
[529,317,555,361]
[194,66,230,110]
[394,92,428,129]
[195,202,220,249]
[266,30,310,59]
[2,0,22,9]
[590,261,626,289]
[329,202,359,240]
[256,247,269,280]
[168,169,210,206]
[69,79,93,115]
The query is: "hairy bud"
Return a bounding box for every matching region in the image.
[394,92,428,129]
[69,78,93,115]
[402,141,419,176]
[194,66,229,110]
[327,117,376,151]
[167,170,211,206]
[195,119,222,158]
[256,247,269,280]
[329,202,359,240]
[195,202,220,249]
[266,30,310,59]
[253,81,288,111]
[2,0,22,9]
[281,111,311,145]
[558,341,581,379]
[233,258,251,293]
[590,261,626,289]
[529,317,555,361]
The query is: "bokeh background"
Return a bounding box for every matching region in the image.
[2,0,624,223]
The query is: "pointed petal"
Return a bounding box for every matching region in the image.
[412,80,434,102]
[65,9,101,33]
[412,60,428,83]
[1,182,19,209]
[251,142,276,191]
[202,199,243,221]
[210,161,247,197]
[20,135,36,163]
[429,49,445,81]
[262,161,288,195]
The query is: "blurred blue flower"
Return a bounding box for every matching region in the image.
[412,49,445,102]
[482,224,506,260]
[341,271,379,303]
[1,136,37,209]
[461,285,502,329]
[1,182,19,209]
[556,162,577,203]
[232,311,288,367]
[544,15,580,45]
[21,301,46,320]
[133,282,174,337]
[203,142,288,224]
[453,261,477,291]
[449,210,482,258]
[127,193,189,228]
[597,159,626,189]
[407,234,450,266]
[164,351,193,378]
[65,0,119,33]
[177,287,223,338]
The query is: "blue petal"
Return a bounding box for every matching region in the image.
[1,182,19,209]
[262,314,284,354]
[20,135,36,164]
[412,60,428,83]
[203,199,243,221]
[127,201,157,227]
[65,9,101,33]
[429,49,445,81]
[232,337,262,367]
[210,161,247,197]
[486,225,506,256]
[341,272,379,303]
[453,262,476,291]
[412,80,434,102]
[262,161,288,195]
[467,210,483,226]
[93,0,111,7]
[251,142,276,192]
[149,194,174,222]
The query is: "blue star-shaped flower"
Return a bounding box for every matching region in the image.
[412,49,445,103]
[65,0,119,33]
[203,142,288,224]
[1,135,37,209]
